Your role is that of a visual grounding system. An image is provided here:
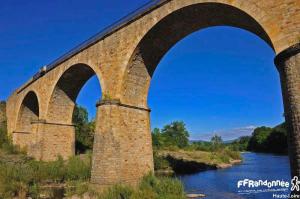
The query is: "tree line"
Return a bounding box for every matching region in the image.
[229,123,288,154]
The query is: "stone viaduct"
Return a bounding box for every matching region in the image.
[6,0,300,188]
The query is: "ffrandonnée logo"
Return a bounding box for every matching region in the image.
[291,176,300,192]
[237,176,300,198]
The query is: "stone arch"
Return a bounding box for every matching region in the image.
[121,2,275,107]
[43,63,101,160]
[16,91,40,133]
[47,63,101,124]
[14,91,40,152]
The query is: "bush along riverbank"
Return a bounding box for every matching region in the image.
[0,149,186,199]
[226,123,288,154]
[154,149,242,175]
[152,121,242,176]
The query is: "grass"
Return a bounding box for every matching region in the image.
[0,152,92,198]
[66,174,185,199]
[0,149,185,199]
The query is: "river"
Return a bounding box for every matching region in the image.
[179,152,291,199]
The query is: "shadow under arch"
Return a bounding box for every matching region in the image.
[14,91,40,152]
[44,63,102,160]
[121,2,275,107]
[47,63,101,125]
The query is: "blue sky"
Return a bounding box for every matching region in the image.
[0,0,284,140]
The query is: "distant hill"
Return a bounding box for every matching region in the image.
[189,140,210,144]
[190,139,237,144]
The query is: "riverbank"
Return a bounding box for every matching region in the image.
[0,149,187,199]
[155,149,242,175]
[0,147,242,198]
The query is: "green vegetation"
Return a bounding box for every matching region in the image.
[152,121,189,149]
[152,122,242,172]
[72,105,95,154]
[0,152,91,198]
[0,144,184,199]
[0,105,185,198]
[227,136,251,151]
[0,146,183,199]
[0,105,23,155]
[226,123,288,154]
[66,174,185,199]
[247,123,287,154]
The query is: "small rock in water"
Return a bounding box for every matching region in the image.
[186,193,206,198]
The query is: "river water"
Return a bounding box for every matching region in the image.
[179,152,291,199]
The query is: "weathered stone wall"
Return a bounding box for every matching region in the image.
[275,46,300,179]
[5,0,299,188]
[40,123,75,161]
[91,103,153,187]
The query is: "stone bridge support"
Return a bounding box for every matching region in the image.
[37,121,75,161]
[276,43,300,179]
[91,100,153,187]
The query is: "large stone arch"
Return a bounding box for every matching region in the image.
[120,2,275,107]
[114,1,300,189]
[42,63,101,161]
[47,63,99,124]
[14,91,41,157]
[92,2,279,188]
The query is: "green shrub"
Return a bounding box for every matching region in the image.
[65,181,90,197]
[0,153,94,198]
[0,162,35,198]
[0,126,8,148]
[66,156,91,181]
[153,151,170,170]
[138,174,185,199]
[1,142,19,154]
[65,174,185,199]
[44,156,66,182]
[100,184,134,199]
[224,148,242,160]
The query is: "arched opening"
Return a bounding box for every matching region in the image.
[121,3,274,107]
[120,2,288,197]
[72,75,101,154]
[46,63,101,159]
[149,26,282,135]
[148,26,287,197]
[15,91,40,151]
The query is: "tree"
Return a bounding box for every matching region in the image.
[265,123,287,153]
[211,134,223,151]
[72,106,88,126]
[152,128,164,148]
[72,105,95,154]
[246,124,288,153]
[228,136,251,151]
[161,121,190,148]
[248,126,272,152]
